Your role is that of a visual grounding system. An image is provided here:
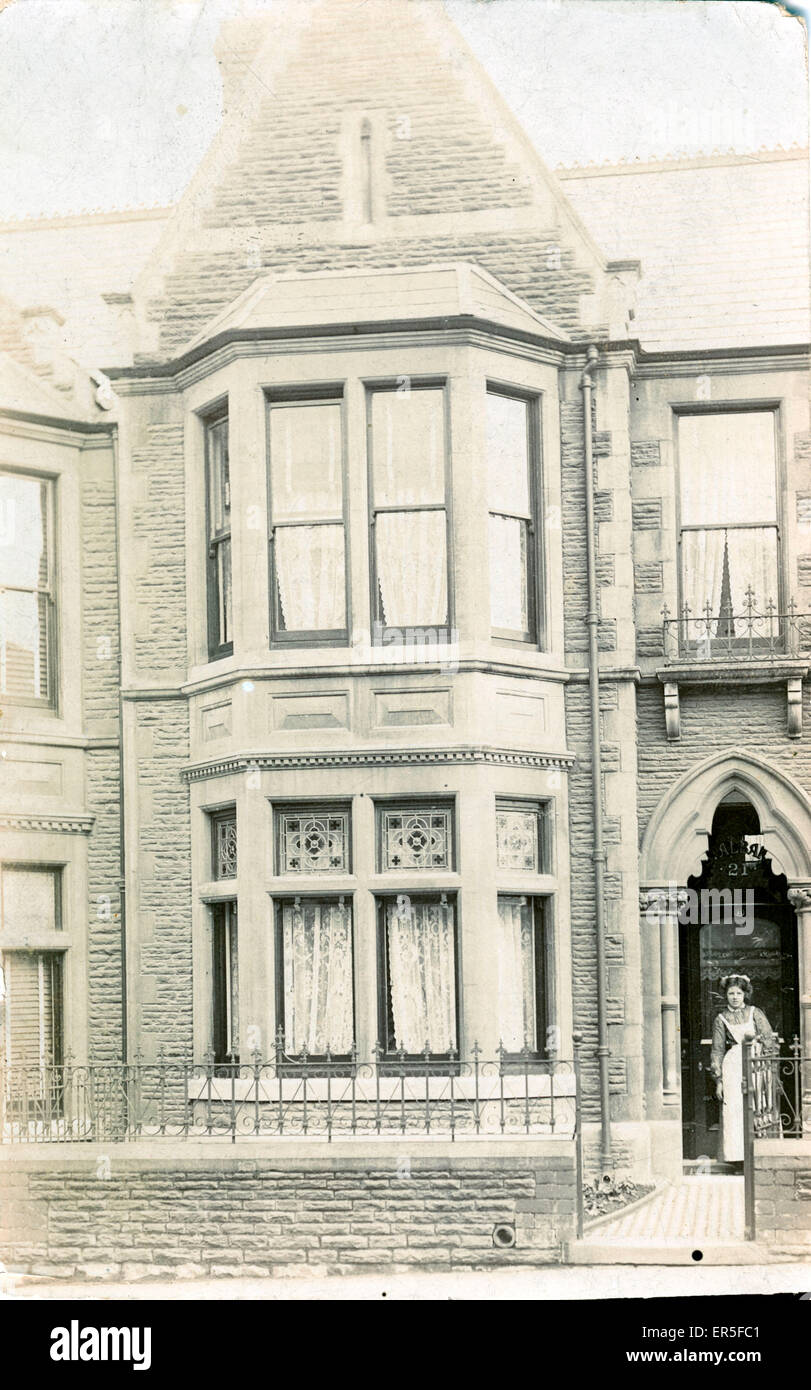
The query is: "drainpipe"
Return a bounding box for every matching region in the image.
[110,423,128,1064]
[580,345,612,1170]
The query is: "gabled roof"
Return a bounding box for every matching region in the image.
[559,150,810,350]
[182,262,566,354]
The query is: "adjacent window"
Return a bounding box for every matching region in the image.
[275,897,354,1055]
[0,471,55,704]
[368,384,451,637]
[205,412,232,659]
[486,389,541,642]
[496,896,550,1055]
[496,800,549,874]
[210,810,237,880]
[1,950,63,1067]
[276,805,351,875]
[377,801,454,872]
[268,396,348,644]
[678,411,780,635]
[1,864,62,934]
[211,901,238,1064]
[377,893,458,1055]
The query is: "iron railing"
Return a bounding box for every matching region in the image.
[662,596,809,663]
[0,1042,581,1146]
[742,1039,809,1241]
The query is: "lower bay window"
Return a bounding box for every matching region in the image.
[1,949,63,1068]
[274,896,354,1056]
[211,901,239,1065]
[496,895,550,1056]
[377,893,458,1057]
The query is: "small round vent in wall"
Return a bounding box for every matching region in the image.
[492,1222,516,1249]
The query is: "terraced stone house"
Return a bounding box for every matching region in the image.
[0,0,809,1248]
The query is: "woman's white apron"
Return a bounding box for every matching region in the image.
[719,1007,757,1163]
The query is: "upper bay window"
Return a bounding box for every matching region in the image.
[268,395,348,645]
[678,411,780,643]
[486,388,542,644]
[205,411,232,659]
[0,471,55,705]
[368,383,451,641]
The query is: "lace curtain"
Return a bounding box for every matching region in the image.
[386,898,456,1053]
[275,524,346,632]
[375,510,447,627]
[497,896,537,1051]
[489,514,528,632]
[282,899,353,1054]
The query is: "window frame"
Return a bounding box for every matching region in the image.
[495,798,551,876]
[673,403,785,645]
[273,801,353,877]
[374,797,456,874]
[203,407,233,661]
[495,893,552,1064]
[1,947,64,1069]
[485,383,544,647]
[266,387,350,649]
[209,807,237,882]
[273,893,356,1062]
[375,891,461,1062]
[366,378,455,646]
[211,899,239,1067]
[0,467,58,708]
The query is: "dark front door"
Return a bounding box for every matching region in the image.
[679,905,798,1160]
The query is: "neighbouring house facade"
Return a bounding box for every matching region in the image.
[1,0,809,1194]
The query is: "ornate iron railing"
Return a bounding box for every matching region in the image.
[0,1042,581,1145]
[662,595,809,662]
[742,1039,809,1241]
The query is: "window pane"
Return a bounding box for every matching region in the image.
[2,868,59,934]
[281,899,353,1053]
[275,524,346,632]
[375,510,447,627]
[208,419,230,535]
[0,589,50,698]
[212,903,238,1063]
[270,403,342,521]
[497,896,536,1051]
[280,811,349,874]
[486,393,530,516]
[0,474,47,590]
[385,897,456,1053]
[682,526,779,626]
[213,815,237,879]
[489,514,529,633]
[496,806,541,872]
[2,951,62,1067]
[217,536,232,646]
[679,413,776,526]
[382,807,452,870]
[371,390,445,506]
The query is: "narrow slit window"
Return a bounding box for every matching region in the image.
[486,390,541,643]
[205,413,232,659]
[212,901,238,1065]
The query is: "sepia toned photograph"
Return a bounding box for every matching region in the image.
[0,0,809,1339]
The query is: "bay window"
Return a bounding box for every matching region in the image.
[377,893,458,1056]
[0,470,55,704]
[486,389,541,643]
[275,896,354,1056]
[211,901,238,1065]
[205,411,232,659]
[678,410,780,643]
[268,395,347,644]
[496,895,549,1055]
[368,384,451,638]
[1,950,63,1068]
[210,808,237,880]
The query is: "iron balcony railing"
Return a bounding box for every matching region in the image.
[662,594,810,663]
[0,1041,581,1145]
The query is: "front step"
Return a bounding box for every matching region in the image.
[566,1241,785,1266]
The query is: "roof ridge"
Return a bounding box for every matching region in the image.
[555,144,809,177]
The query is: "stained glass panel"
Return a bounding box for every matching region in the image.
[280,811,349,874]
[213,814,237,879]
[382,807,452,870]
[496,804,543,872]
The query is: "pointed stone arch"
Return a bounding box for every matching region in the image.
[639,748,811,887]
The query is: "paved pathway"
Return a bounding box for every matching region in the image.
[588,1176,744,1244]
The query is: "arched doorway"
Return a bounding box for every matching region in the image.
[679,793,799,1162]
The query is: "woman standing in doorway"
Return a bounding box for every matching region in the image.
[710,974,776,1166]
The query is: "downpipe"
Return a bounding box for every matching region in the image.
[580,345,612,1170]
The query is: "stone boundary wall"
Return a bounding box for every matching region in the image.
[753,1141,811,1254]
[0,1139,576,1279]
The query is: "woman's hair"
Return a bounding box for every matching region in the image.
[721,974,753,1004]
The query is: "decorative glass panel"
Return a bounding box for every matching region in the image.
[371,389,444,507]
[281,898,353,1053]
[496,804,543,872]
[385,895,456,1053]
[497,896,537,1051]
[213,814,237,879]
[280,811,349,874]
[1,867,60,933]
[382,807,452,870]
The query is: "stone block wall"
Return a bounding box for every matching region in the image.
[0,1141,577,1278]
[753,1141,811,1254]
